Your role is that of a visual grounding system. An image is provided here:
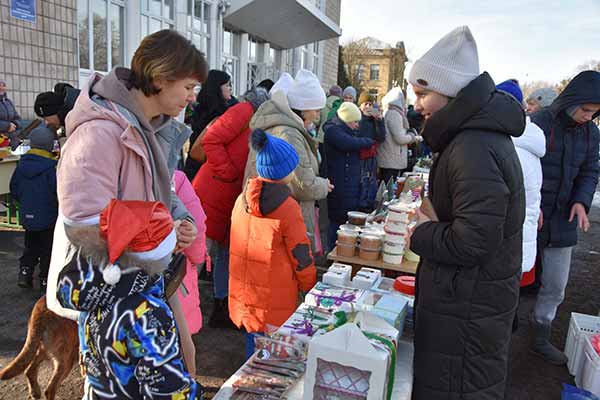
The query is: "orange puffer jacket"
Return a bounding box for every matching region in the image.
[229,177,317,333]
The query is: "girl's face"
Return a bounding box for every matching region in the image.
[155,77,199,117]
[221,81,232,101]
[413,85,449,121]
[302,109,321,126]
[346,121,359,130]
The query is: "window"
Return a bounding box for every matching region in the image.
[301,44,309,69]
[370,64,380,81]
[141,0,174,37]
[222,30,239,94]
[187,0,211,53]
[358,64,366,81]
[78,0,124,72]
[312,41,320,74]
[369,88,379,100]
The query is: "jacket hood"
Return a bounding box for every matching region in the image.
[422,72,526,153]
[512,117,546,158]
[550,70,600,120]
[250,91,306,134]
[92,68,171,134]
[65,74,131,136]
[382,87,406,112]
[244,177,291,217]
[19,151,57,178]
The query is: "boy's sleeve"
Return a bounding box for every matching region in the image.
[9,169,20,203]
[281,200,317,292]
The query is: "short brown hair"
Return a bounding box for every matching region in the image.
[131,29,208,96]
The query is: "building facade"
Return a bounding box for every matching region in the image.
[1,0,341,119]
[351,38,408,102]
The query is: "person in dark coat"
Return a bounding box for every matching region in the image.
[34,83,80,131]
[184,69,233,180]
[530,70,600,364]
[0,78,22,136]
[10,125,58,292]
[356,92,385,211]
[324,102,374,249]
[407,26,526,400]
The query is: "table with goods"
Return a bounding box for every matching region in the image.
[327,172,429,276]
[214,266,417,400]
[214,167,432,400]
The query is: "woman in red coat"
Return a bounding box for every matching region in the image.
[192,87,270,327]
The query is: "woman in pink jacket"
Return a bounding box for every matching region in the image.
[173,170,208,333]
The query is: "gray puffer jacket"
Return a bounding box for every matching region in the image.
[377,88,415,170]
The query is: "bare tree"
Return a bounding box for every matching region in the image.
[576,59,600,73]
[340,38,376,93]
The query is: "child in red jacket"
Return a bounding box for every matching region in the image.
[229,129,317,358]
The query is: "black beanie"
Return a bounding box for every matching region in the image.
[34,92,64,117]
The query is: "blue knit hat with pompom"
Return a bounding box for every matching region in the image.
[251,129,299,180]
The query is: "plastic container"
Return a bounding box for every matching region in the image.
[385,231,405,244]
[565,313,600,377]
[359,247,380,261]
[394,276,416,296]
[336,242,356,257]
[383,241,405,255]
[339,223,361,233]
[383,251,403,265]
[323,270,351,287]
[337,230,359,246]
[385,220,408,234]
[359,233,382,250]
[578,335,600,395]
[347,211,368,226]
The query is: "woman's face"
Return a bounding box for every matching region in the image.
[221,81,232,101]
[155,77,199,117]
[413,86,449,121]
[301,110,321,126]
[0,82,6,95]
[343,94,355,103]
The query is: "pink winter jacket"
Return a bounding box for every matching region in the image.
[173,170,207,333]
[58,77,155,222]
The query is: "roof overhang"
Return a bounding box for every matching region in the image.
[224,0,342,49]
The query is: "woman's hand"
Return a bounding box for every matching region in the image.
[570,203,590,232]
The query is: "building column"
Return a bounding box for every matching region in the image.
[124,0,141,67]
[239,33,249,92]
[209,3,219,70]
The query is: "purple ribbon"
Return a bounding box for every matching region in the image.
[283,320,315,336]
[314,291,357,307]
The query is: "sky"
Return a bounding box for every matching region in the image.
[340,0,600,89]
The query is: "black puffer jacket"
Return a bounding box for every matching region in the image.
[532,70,600,248]
[410,73,526,400]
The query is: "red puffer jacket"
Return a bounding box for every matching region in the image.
[192,102,253,244]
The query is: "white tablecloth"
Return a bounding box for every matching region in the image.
[213,338,414,399]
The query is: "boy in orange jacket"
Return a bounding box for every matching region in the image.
[229,129,317,358]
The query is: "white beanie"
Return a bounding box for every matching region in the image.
[269,72,294,96]
[409,26,479,98]
[287,69,327,110]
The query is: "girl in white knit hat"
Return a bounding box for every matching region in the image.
[244,70,334,252]
[406,26,527,400]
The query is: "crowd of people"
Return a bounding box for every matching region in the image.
[1,24,599,399]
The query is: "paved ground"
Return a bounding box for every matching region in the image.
[1,203,599,399]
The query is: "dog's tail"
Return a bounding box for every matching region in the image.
[0,295,49,380]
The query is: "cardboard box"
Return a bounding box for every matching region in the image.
[303,323,392,400]
[305,282,364,312]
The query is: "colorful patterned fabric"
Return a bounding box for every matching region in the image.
[57,248,202,399]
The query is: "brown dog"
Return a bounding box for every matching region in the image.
[0,295,79,400]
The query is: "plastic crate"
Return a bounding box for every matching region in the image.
[565,313,600,377]
[577,336,600,395]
